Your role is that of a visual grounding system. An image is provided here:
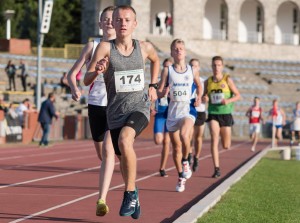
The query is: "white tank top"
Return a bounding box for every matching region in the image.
[274,108,283,125]
[293,109,300,130]
[195,77,205,112]
[167,64,195,120]
[87,38,107,106]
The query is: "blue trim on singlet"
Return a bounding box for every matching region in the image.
[189,98,197,118]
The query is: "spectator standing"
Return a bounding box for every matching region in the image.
[38,93,59,147]
[5,60,16,91]
[155,13,161,34]
[165,12,172,35]
[18,60,28,92]
[15,98,32,126]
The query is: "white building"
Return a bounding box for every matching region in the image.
[82,0,300,60]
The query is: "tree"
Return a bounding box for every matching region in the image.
[0,0,81,47]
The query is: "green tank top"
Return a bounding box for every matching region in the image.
[207,74,234,114]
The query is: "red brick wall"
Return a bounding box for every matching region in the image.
[0,38,31,55]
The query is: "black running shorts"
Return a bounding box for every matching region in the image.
[110,112,149,155]
[195,112,206,126]
[88,104,107,142]
[206,114,234,127]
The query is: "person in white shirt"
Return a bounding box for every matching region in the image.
[15,98,32,126]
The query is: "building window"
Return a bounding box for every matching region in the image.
[256,6,263,43]
[220,3,228,40]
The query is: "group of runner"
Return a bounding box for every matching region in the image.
[247,98,300,149]
[66,4,300,220]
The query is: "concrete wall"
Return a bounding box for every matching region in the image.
[186,39,300,60]
[81,0,300,60]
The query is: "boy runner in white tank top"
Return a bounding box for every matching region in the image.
[246,97,264,152]
[158,39,202,192]
[67,6,116,217]
[86,6,160,219]
[189,58,206,172]
[290,101,300,146]
[268,99,286,147]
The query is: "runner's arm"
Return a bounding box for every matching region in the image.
[84,42,110,86]
[226,77,241,104]
[202,79,209,103]
[281,109,286,125]
[245,107,251,117]
[193,67,202,106]
[157,66,169,98]
[143,42,160,102]
[67,42,93,101]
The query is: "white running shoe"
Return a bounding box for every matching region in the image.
[176,177,186,192]
[182,161,192,179]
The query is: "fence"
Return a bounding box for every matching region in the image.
[32,44,84,59]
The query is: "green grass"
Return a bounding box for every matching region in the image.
[197,151,300,223]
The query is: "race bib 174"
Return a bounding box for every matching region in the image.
[114,69,144,92]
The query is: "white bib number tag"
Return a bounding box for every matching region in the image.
[171,86,189,102]
[210,92,224,104]
[114,69,144,92]
[252,111,260,118]
[159,96,168,106]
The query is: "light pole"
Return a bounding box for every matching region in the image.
[37,0,43,111]
[3,10,15,40]
[36,0,53,110]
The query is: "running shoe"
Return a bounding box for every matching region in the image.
[131,188,141,219]
[119,189,138,217]
[251,146,255,152]
[212,168,221,178]
[176,177,186,192]
[159,169,168,177]
[192,156,199,172]
[96,199,109,216]
[182,161,192,179]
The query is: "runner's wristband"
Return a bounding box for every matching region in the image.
[149,83,158,89]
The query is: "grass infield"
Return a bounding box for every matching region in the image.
[197,150,300,223]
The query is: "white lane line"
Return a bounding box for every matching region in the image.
[0,153,161,190]
[0,143,160,161]
[0,166,99,189]
[0,142,91,155]
[8,141,249,223]
[0,155,96,171]
[0,148,92,161]
[0,144,161,170]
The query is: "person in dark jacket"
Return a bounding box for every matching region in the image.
[5,60,17,91]
[38,93,59,146]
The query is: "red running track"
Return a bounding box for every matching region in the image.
[0,139,270,223]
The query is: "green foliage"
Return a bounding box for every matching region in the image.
[197,152,300,223]
[0,0,81,47]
